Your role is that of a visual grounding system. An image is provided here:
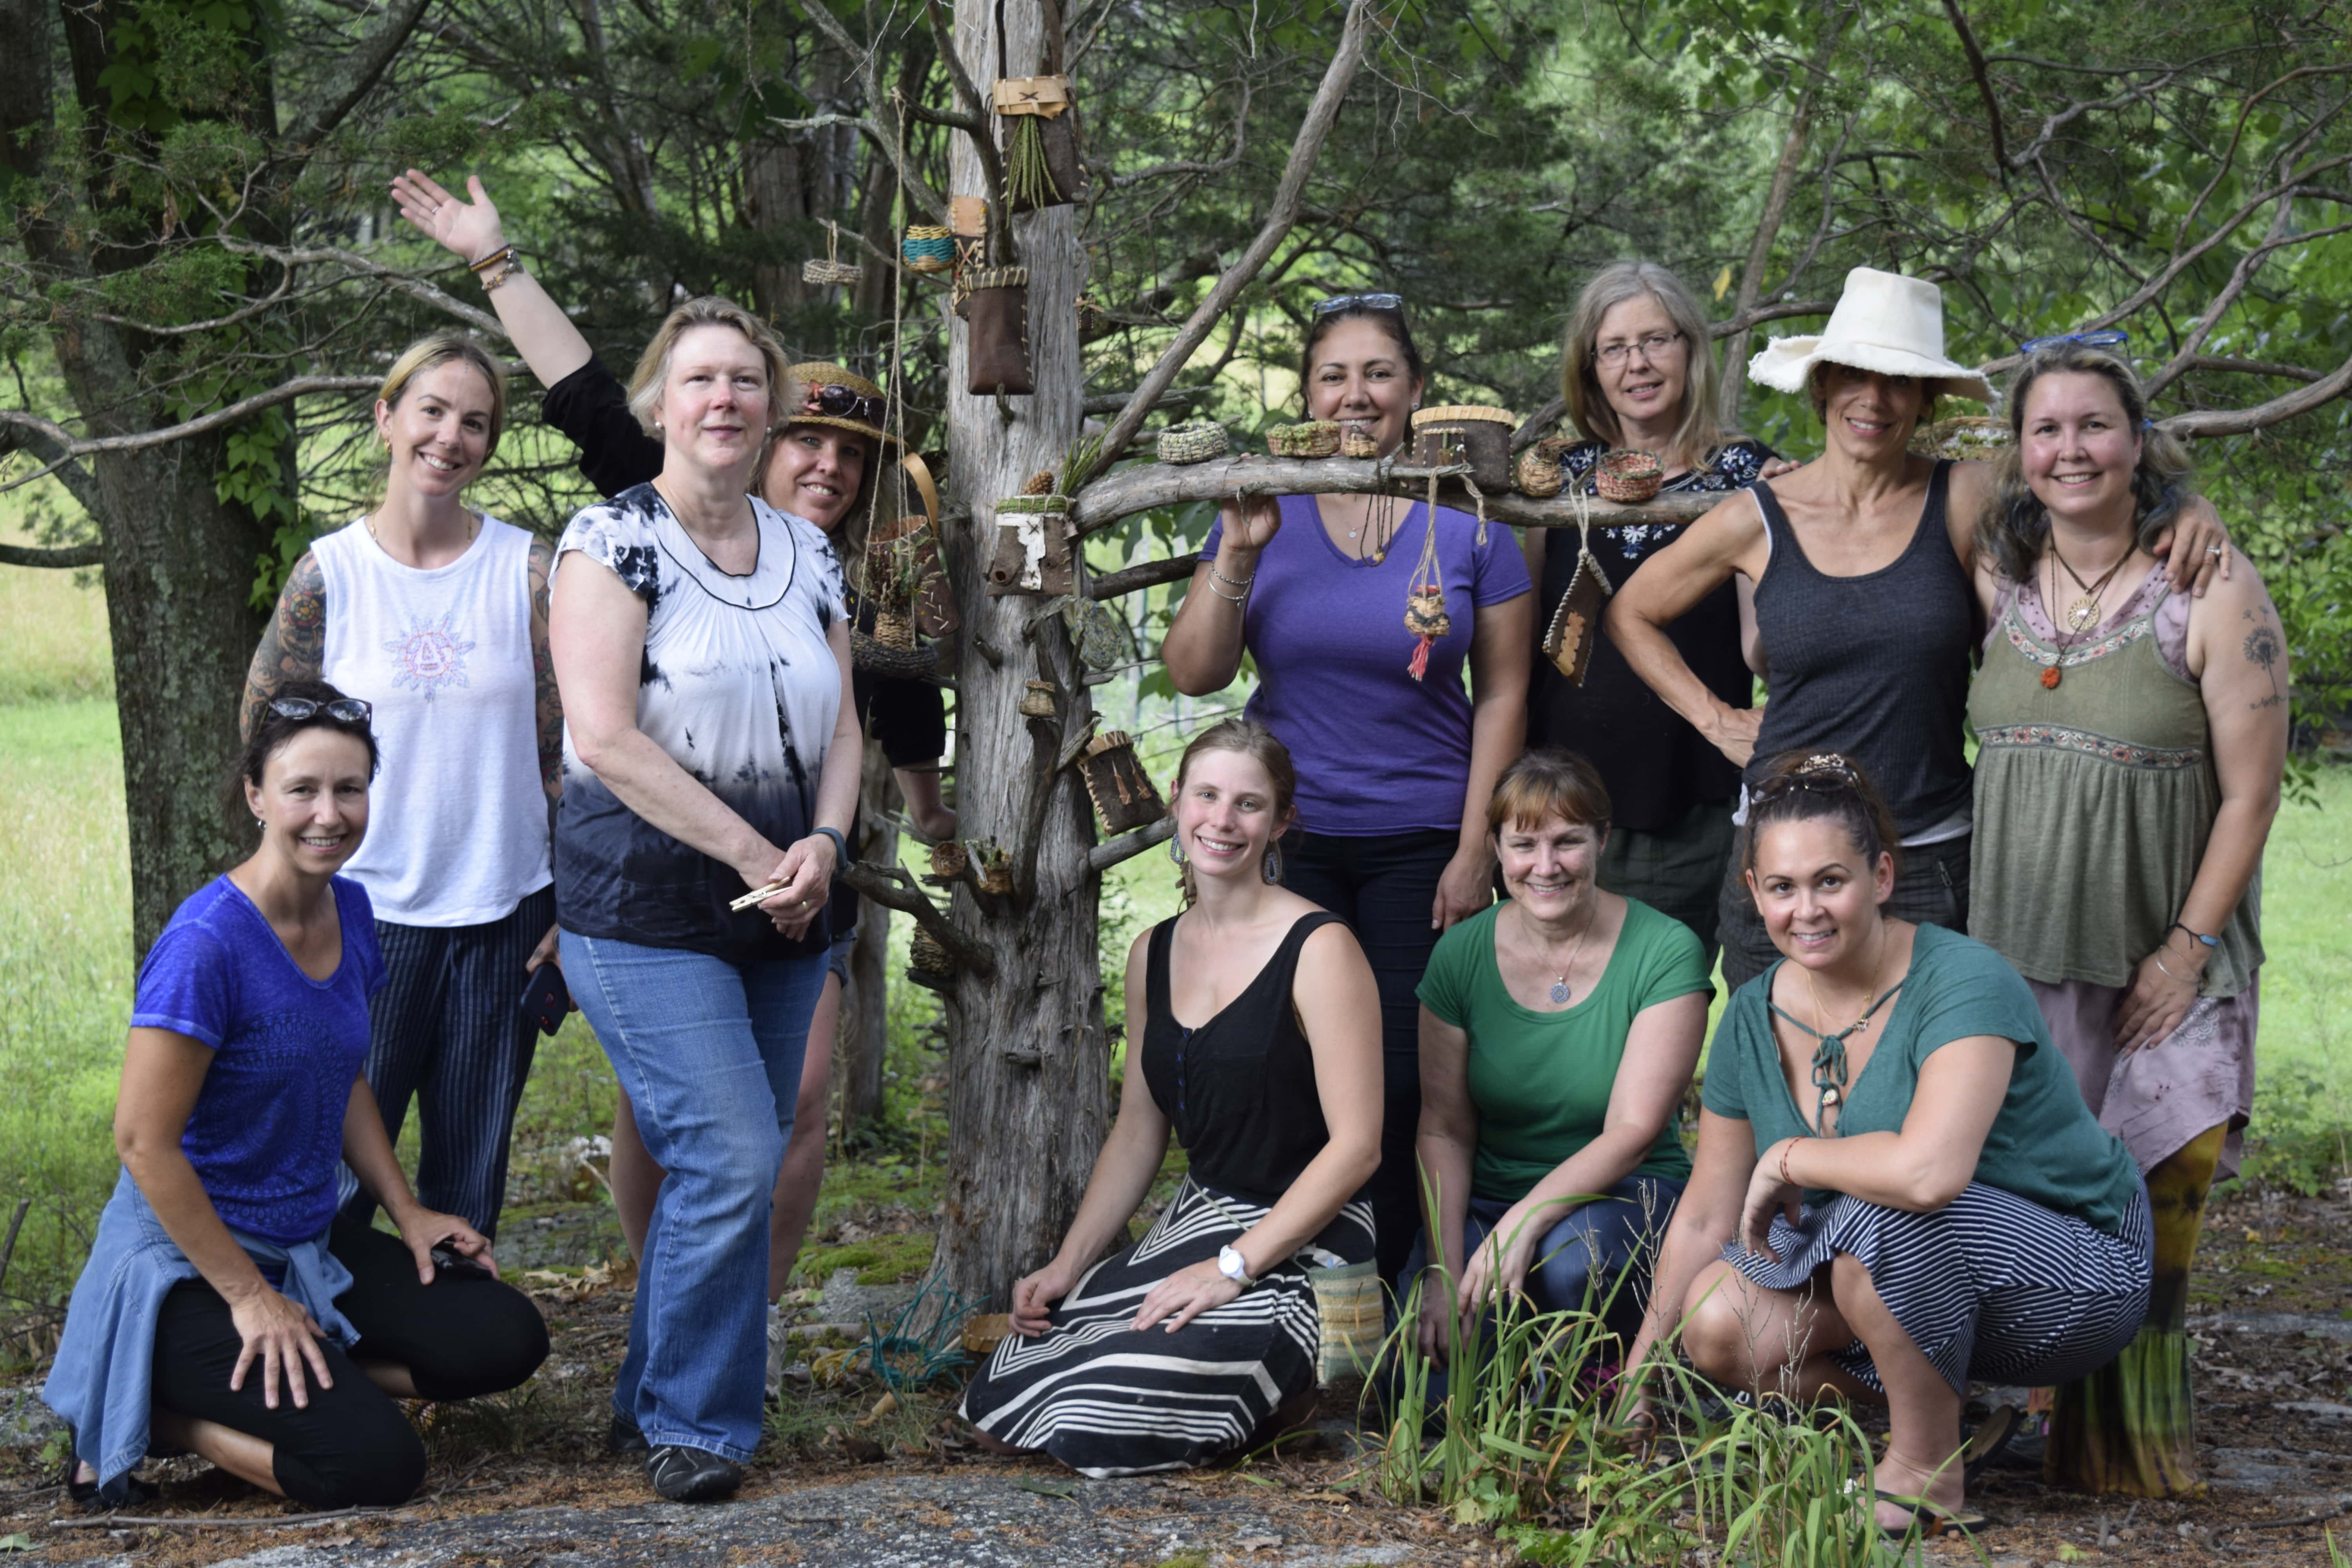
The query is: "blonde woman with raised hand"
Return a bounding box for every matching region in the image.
[241,333,559,1247]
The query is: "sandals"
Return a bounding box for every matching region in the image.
[64,1465,158,1513]
[1960,1401,2023,1488]
[1875,1490,1987,1539]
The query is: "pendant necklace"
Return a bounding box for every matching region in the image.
[2041,540,2129,690]
[1766,943,1904,1134]
[1540,895,1598,1004]
[1348,492,1397,564]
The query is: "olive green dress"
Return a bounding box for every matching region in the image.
[1968,570,2259,1177]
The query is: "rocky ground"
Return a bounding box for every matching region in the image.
[3,1182,2347,1568]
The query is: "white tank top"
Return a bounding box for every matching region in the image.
[314,515,552,926]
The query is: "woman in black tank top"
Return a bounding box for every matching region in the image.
[960,720,1384,1477]
[1605,267,2232,992]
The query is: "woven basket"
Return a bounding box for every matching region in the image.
[1267,420,1342,458]
[1078,731,1165,836]
[995,494,1071,518]
[870,606,915,650]
[1595,449,1664,503]
[976,849,1013,897]
[1158,422,1229,465]
[1515,437,1577,498]
[1410,406,1517,492]
[928,841,969,882]
[907,928,955,993]
[849,632,938,678]
[1340,426,1380,459]
[1909,414,2010,460]
[901,225,955,274]
[1019,679,1059,718]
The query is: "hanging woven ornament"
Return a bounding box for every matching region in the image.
[1540,486,1614,686]
[801,221,864,288]
[993,76,1083,213]
[1079,731,1165,835]
[901,225,955,274]
[1402,474,1452,682]
[1515,436,1578,498]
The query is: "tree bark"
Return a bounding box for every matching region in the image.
[932,0,1111,1308]
[837,738,902,1136]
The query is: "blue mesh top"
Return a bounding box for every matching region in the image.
[128,875,386,1245]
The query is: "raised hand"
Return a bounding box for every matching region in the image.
[391,170,506,267]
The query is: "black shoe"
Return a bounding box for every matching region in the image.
[65,1467,158,1513]
[645,1445,745,1502]
[608,1413,652,1455]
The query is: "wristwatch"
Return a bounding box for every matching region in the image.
[1216,1245,1253,1286]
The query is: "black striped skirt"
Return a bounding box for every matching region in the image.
[1722,1180,2152,1394]
[960,1177,1375,1477]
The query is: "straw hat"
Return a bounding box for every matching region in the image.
[783,362,898,449]
[1747,268,1994,405]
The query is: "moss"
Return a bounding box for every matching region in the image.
[800,1230,937,1285]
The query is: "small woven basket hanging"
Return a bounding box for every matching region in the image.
[1157,421,1229,465]
[907,927,955,993]
[927,840,969,882]
[1594,449,1664,503]
[1515,436,1579,498]
[1339,425,1380,459]
[901,225,956,274]
[1541,490,1613,687]
[1078,731,1165,836]
[1267,420,1342,458]
[802,223,864,288]
[1019,679,1059,718]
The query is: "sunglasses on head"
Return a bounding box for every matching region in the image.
[2019,328,2130,355]
[801,383,887,426]
[1312,292,1405,317]
[269,697,372,725]
[1751,755,1862,801]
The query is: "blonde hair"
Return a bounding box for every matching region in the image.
[1980,342,2196,583]
[1166,719,1298,906]
[1560,262,1727,469]
[625,296,794,441]
[378,332,506,460]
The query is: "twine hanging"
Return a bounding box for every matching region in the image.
[1540,485,1614,687]
[801,220,863,288]
[1403,471,1452,682]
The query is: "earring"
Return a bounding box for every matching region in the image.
[1262,844,1282,884]
[254,816,266,828]
[1168,836,1187,866]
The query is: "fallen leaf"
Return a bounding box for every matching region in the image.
[0,1534,33,1553]
[856,1391,899,1427]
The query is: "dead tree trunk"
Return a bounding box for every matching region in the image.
[929,0,1111,1305]
[836,738,901,1136]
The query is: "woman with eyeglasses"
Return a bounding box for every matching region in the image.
[45,684,548,1512]
[548,294,863,1501]
[241,334,557,1249]
[1523,262,1782,970]
[1965,341,2281,1493]
[1161,291,1534,1286]
[1608,269,2231,993]
[392,171,955,1339]
[1618,752,2149,1540]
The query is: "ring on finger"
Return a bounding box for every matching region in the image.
[2207,544,2225,557]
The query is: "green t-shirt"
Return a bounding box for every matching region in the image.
[1700,923,2141,1236]
[1418,898,1710,1201]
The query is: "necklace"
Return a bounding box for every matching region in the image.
[366,508,479,559]
[1532,893,1599,1005]
[2040,539,2131,690]
[1342,492,1399,564]
[1767,936,1903,1134]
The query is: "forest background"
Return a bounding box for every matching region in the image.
[2,0,2350,1336]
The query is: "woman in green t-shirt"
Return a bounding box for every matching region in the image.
[1620,753,2150,1538]
[1410,750,1712,1360]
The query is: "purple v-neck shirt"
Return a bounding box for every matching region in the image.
[1201,494,1530,836]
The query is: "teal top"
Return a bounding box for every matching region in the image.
[1700,924,2142,1236]
[1419,898,1710,1201]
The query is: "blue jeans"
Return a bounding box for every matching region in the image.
[562,931,827,1461]
[1402,1174,1686,1330]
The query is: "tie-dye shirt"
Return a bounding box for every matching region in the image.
[553,485,846,962]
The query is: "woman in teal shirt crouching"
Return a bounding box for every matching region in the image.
[1410,750,1712,1358]
[1621,752,2149,1538]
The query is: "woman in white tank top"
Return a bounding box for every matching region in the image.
[240,334,561,1242]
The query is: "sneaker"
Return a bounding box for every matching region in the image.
[645,1444,745,1502]
[608,1413,651,1455]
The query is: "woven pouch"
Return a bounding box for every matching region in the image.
[1541,500,1614,686]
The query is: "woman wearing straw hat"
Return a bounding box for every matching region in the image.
[1608,267,2229,992]
[391,171,954,1344]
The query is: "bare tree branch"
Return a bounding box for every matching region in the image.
[2160,348,2352,438]
[1088,554,1196,600]
[1941,0,2010,177]
[0,376,376,475]
[793,2,951,223]
[0,421,102,514]
[838,862,996,975]
[1087,817,1172,871]
[282,0,439,151]
[214,240,510,338]
[1073,456,1715,534]
[0,540,102,568]
[1095,0,1374,463]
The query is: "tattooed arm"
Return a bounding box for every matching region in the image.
[2113,550,2287,1051]
[528,538,563,800]
[240,552,327,741]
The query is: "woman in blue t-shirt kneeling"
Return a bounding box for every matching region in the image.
[1409,750,1710,1355]
[44,683,548,1512]
[1620,753,2150,1539]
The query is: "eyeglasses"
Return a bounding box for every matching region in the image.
[269,697,372,724]
[800,383,888,426]
[1593,330,1685,366]
[1312,292,1405,317]
[2019,328,2130,354]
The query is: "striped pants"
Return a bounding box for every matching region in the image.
[338,886,555,1238]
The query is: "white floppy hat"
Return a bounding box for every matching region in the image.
[1748,267,1995,405]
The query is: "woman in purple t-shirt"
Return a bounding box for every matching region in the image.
[1162,295,1534,1282]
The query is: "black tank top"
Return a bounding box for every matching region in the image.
[1745,461,1973,836]
[1142,911,1343,1206]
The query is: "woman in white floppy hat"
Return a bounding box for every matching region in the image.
[1608,267,2229,992]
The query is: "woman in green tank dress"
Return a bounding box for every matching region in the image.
[1967,338,2286,1496]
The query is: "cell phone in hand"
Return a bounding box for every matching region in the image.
[520,962,570,1037]
[429,1244,494,1281]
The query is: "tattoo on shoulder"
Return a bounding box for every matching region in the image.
[2239,603,2286,709]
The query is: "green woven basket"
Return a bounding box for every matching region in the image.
[1267,420,1341,458]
